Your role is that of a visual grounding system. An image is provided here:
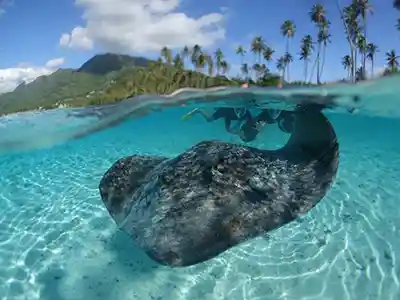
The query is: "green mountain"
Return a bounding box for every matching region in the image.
[0,53,247,115]
[77,53,152,75]
[0,53,155,115]
[0,69,104,114]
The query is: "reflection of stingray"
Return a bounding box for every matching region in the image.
[100,103,339,267]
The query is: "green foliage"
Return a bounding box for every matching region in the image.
[382,67,399,76]
[0,54,245,115]
[88,66,243,106]
[3,0,400,116]
[0,69,107,114]
[77,53,151,75]
[255,74,281,86]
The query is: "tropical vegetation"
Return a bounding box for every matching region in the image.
[0,54,246,115]
[0,0,399,115]
[169,0,399,84]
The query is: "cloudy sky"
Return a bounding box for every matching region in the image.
[0,0,398,93]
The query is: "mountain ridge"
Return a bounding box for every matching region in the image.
[0,53,247,115]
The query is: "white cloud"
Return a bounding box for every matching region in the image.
[60,27,93,50]
[0,0,13,16]
[45,57,65,68]
[59,0,226,53]
[0,58,65,94]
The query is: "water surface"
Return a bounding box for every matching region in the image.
[0,79,400,300]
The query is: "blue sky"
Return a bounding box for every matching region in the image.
[0,0,399,87]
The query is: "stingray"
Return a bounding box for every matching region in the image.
[99,104,339,267]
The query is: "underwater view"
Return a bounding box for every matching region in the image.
[0,82,400,300]
[2,0,400,299]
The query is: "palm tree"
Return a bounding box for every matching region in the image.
[173,54,184,70]
[366,43,378,76]
[283,52,293,81]
[280,20,296,81]
[220,60,229,75]
[155,0,400,89]
[191,44,201,67]
[205,54,214,76]
[356,66,366,81]
[354,0,373,44]
[310,3,326,22]
[309,3,326,84]
[250,36,265,78]
[181,46,190,67]
[263,46,275,71]
[155,57,164,69]
[214,48,224,75]
[241,63,249,80]
[236,46,246,66]
[259,64,267,78]
[342,55,352,80]
[357,34,367,78]
[276,56,286,84]
[299,35,313,83]
[343,3,360,81]
[386,49,399,73]
[352,0,373,73]
[196,52,206,72]
[253,63,267,79]
[317,19,331,82]
[252,63,261,79]
[161,46,172,64]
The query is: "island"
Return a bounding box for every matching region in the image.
[1,0,398,116]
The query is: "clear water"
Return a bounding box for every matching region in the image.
[0,81,400,300]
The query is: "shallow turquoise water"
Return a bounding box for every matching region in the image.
[1,84,400,300]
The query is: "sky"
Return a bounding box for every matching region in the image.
[0,0,398,93]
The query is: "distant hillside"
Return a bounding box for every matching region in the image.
[0,53,155,115]
[77,53,153,75]
[0,69,106,114]
[0,53,252,115]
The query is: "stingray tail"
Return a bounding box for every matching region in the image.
[181,108,199,120]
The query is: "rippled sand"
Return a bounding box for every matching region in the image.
[0,111,399,300]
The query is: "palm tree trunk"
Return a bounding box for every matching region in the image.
[336,0,357,83]
[361,50,366,78]
[286,38,290,82]
[354,51,358,80]
[350,50,355,82]
[363,54,366,76]
[320,44,327,82]
[304,60,308,84]
[371,58,374,76]
[316,42,321,84]
[363,18,367,75]
[253,54,257,80]
[240,55,244,79]
[309,55,318,83]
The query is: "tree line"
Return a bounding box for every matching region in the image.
[157,0,399,85]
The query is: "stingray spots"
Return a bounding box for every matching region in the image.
[99,107,339,267]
